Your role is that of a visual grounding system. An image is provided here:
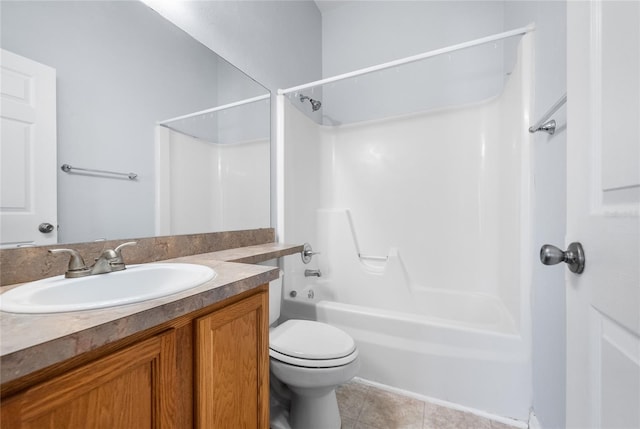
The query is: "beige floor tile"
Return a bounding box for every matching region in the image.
[462,412,493,429]
[423,403,469,429]
[354,422,388,429]
[341,416,357,429]
[337,381,521,429]
[337,381,371,421]
[358,387,425,429]
[424,402,514,429]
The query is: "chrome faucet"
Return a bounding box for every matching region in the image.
[49,242,137,278]
[304,269,322,278]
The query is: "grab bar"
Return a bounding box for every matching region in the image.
[61,164,138,180]
[358,254,388,261]
[528,93,567,135]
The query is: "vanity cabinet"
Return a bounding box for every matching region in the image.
[1,287,269,429]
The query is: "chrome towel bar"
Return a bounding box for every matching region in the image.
[529,93,567,135]
[61,164,138,180]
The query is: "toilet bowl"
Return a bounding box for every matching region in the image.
[269,272,359,429]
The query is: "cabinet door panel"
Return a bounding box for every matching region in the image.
[196,292,269,429]
[11,330,176,429]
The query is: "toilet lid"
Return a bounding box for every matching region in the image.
[269,319,356,360]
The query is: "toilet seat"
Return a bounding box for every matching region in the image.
[269,319,358,368]
[269,348,358,368]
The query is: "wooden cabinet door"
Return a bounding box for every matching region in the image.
[2,329,177,428]
[195,291,269,429]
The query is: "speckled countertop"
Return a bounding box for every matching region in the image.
[0,243,302,385]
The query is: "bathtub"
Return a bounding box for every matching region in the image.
[282,285,531,421]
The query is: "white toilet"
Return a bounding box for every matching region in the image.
[269,272,360,429]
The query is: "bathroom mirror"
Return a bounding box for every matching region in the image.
[0,0,270,246]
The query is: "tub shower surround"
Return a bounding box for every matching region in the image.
[281,34,533,420]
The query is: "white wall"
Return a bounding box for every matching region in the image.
[504,2,567,428]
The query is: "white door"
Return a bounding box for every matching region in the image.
[566,2,640,428]
[0,49,57,248]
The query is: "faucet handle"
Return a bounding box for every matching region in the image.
[115,241,137,254]
[49,248,89,277]
[301,243,321,264]
[112,241,137,264]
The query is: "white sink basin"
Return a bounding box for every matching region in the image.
[0,263,216,314]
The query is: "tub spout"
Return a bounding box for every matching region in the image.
[304,269,322,277]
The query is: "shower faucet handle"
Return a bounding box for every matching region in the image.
[301,243,321,264]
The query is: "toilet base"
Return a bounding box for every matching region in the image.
[289,386,341,429]
[270,356,360,429]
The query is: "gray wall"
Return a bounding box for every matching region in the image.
[321,1,504,76]
[1,1,220,242]
[319,1,505,124]
[144,0,323,93]
[1,0,285,244]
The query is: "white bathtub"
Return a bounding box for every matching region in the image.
[282,286,531,421]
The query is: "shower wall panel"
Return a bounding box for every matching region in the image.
[282,36,530,331]
[218,139,271,231]
[156,129,269,235]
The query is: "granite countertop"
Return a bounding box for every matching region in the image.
[201,242,304,264]
[0,243,302,385]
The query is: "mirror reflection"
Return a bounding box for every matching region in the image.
[0,0,270,248]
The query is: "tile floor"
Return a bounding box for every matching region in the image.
[336,380,521,429]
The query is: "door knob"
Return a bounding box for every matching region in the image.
[38,223,55,233]
[540,242,585,274]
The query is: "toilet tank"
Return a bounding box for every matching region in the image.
[269,270,283,326]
